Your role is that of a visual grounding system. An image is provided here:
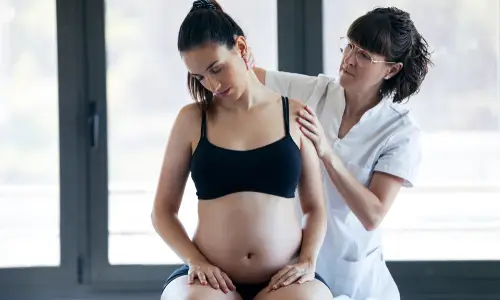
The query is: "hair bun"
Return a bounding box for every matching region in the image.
[191,0,216,11]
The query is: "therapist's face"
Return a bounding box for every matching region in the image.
[181,37,250,101]
[338,38,396,94]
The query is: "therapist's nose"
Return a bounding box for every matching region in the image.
[343,50,357,66]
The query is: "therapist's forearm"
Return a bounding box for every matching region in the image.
[298,208,327,265]
[321,151,383,231]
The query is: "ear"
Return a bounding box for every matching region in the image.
[384,62,403,80]
[234,35,248,57]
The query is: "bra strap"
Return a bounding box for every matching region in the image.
[281,96,290,136]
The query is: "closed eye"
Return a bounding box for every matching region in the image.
[210,66,222,74]
[192,66,222,81]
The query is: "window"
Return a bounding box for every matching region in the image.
[0,0,60,268]
[105,0,278,266]
[323,0,500,261]
[3,1,498,299]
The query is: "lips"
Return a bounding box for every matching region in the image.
[214,87,231,97]
[341,67,354,76]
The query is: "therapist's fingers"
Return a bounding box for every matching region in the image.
[300,126,318,143]
[243,47,255,68]
[299,109,316,124]
[304,105,317,117]
[297,116,317,134]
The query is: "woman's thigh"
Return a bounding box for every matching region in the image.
[161,275,243,300]
[253,279,333,300]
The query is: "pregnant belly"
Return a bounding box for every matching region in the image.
[193,193,303,283]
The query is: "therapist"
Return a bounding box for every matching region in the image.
[251,7,433,300]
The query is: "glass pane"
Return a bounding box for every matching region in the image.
[323,0,500,260]
[0,0,60,268]
[106,0,278,265]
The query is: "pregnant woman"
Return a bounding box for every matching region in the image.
[151,1,334,300]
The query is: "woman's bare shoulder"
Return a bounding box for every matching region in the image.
[171,102,203,142]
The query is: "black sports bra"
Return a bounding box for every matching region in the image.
[190,96,301,200]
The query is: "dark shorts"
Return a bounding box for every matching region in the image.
[162,264,330,300]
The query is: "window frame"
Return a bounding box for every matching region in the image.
[0,0,86,293]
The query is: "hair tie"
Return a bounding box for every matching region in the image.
[191,0,216,11]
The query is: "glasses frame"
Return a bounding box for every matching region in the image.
[339,36,401,66]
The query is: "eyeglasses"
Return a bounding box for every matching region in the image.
[339,37,400,67]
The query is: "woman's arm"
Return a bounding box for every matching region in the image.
[151,104,208,265]
[152,105,237,292]
[297,134,327,265]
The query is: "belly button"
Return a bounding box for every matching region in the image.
[245,253,254,259]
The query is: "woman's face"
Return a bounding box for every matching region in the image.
[181,39,248,100]
[338,38,401,95]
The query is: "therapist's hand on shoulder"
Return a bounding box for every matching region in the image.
[266,260,316,292]
[298,105,332,160]
[243,46,256,69]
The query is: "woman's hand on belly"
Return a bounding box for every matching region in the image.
[266,259,316,292]
[187,259,236,294]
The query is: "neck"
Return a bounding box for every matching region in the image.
[344,86,381,117]
[217,71,268,112]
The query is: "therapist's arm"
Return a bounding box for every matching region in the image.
[320,153,404,231]
[320,128,421,231]
[253,66,266,84]
[299,105,421,231]
[252,66,320,102]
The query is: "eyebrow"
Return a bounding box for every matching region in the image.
[191,60,219,76]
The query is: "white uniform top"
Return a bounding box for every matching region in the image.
[265,70,422,300]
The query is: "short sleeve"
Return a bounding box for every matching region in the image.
[373,125,422,188]
[265,70,332,107]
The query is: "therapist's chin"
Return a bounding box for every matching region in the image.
[339,70,356,87]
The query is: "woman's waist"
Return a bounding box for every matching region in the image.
[197,193,302,232]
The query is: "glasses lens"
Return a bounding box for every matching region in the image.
[339,37,348,54]
[354,52,364,67]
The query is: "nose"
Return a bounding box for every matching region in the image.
[343,49,356,66]
[205,76,221,93]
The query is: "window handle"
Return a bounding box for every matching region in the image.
[88,102,99,149]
